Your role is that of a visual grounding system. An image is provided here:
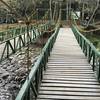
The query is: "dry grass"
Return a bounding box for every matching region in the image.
[0,23,26,32]
[0,20,47,32]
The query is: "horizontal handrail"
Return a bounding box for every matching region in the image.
[15,23,59,100]
[71,21,100,81]
[0,26,28,42]
[0,21,51,42]
[0,22,51,44]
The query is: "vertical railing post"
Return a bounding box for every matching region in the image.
[35,70,39,94]
[6,41,9,58]
[14,38,16,53]
[88,45,91,63]
[98,58,100,81]
[92,52,95,71]
[27,87,30,100]
[43,52,47,71]
[19,35,21,50]
[85,45,88,57]
[40,61,43,81]
[24,32,26,45]
[82,38,84,51]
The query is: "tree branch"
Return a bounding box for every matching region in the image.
[0,0,22,20]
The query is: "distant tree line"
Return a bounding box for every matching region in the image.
[1,0,99,24]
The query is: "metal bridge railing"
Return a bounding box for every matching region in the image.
[71,24,100,82]
[0,26,29,42]
[15,23,59,100]
[0,22,52,62]
[0,22,49,42]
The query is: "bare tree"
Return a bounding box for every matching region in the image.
[0,0,41,73]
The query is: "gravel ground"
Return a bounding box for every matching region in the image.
[0,43,42,100]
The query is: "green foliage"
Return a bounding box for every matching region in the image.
[85,34,100,51]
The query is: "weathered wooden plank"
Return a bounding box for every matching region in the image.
[47,64,91,66]
[49,57,86,59]
[41,83,100,89]
[37,28,100,99]
[42,80,99,85]
[44,76,95,80]
[50,54,85,57]
[45,73,93,77]
[48,59,88,62]
[48,60,88,63]
[47,63,89,65]
[44,71,94,74]
[39,91,100,96]
[43,75,97,80]
[46,70,93,72]
[38,95,100,100]
[44,75,95,80]
[40,87,100,92]
[47,68,92,70]
[47,65,91,68]
[47,68,92,71]
[48,62,89,65]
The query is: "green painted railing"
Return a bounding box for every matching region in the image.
[0,26,28,42]
[0,22,49,42]
[0,22,52,62]
[71,23,100,81]
[15,23,59,100]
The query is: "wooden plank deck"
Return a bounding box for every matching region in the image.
[37,28,100,100]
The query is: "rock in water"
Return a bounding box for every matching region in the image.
[2,72,9,79]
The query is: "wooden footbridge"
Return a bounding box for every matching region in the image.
[37,28,100,100]
[0,12,100,100]
[0,0,100,98]
[14,20,100,99]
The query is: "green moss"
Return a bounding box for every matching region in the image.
[85,34,100,51]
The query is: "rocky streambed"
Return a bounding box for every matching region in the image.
[0,27,54,100]
[0,43,42,100]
